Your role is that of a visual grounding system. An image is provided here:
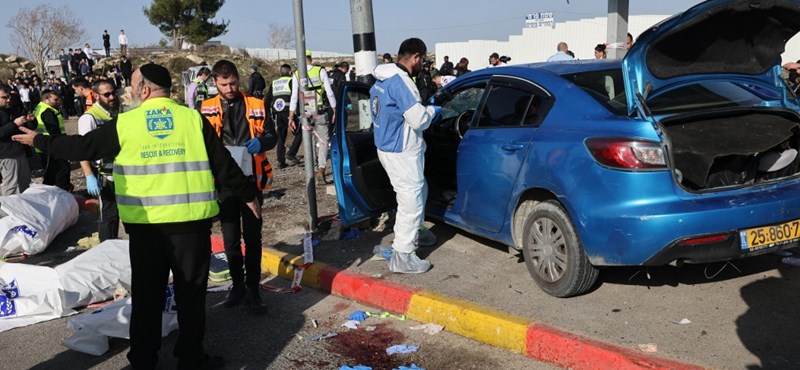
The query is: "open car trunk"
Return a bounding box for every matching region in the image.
[663,110,800,191]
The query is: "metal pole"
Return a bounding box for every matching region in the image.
[292,0,318,230]
[349,0,377,84]
[606,0,629,59]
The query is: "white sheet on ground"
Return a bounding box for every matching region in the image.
[0,185,79,257]
[63,297,179,356]
[56,240,131,308]
[0,262,74,332]
[0,240,131,333]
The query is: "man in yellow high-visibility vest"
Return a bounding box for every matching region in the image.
[14,63,259,370]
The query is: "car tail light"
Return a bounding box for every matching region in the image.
[585,138,666,169]
[677,233,730,246]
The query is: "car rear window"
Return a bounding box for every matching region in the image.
[562,69,627,116]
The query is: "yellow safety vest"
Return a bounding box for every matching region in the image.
[33,102,65,154]
[295,66,325,107]
[113,97,219,224]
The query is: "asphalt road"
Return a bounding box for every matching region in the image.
[0,275,557,370]
[296,218,800,369]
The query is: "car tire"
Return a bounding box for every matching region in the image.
[521,200,598,297]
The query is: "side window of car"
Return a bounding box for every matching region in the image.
[477,84,544,128]
[344,90,371,133]
[440,84,486,121]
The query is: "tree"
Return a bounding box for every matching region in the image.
[268,23,295,49]
[143,0,229,51]
[6,5,85,77]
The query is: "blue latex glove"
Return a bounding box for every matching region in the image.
[431,105,442,123]
[346,103,353,111]
[428,96,436,104]
[244,138,261,154]
[348,310,368,322]
[85,174,101,197]
[394,364,425,370]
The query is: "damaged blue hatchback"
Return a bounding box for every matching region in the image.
[331,0,800,297]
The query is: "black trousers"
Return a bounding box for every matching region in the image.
[40,154,70,191]
[98,178,119,241]
[126,222,212,370]
[219,191,263,289]
[286,118,303,159]
[273,111,289,165]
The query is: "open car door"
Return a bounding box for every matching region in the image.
[330,82,395,227]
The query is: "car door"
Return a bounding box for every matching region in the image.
[447,76,552,233]
[330,82,395,226]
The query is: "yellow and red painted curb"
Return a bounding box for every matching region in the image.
[210,236,706,370]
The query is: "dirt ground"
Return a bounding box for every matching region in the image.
[34,117,342,261]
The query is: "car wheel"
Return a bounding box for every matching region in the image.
[521,200,598,297]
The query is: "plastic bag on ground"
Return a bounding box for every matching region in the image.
[64,296,179,355]
[0,185,79,257]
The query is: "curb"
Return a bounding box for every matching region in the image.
[210,236,705,370]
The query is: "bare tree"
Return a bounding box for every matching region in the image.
[268,23,295,49]
[6,5,85,77]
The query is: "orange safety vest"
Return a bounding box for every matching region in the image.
[84,91,94,112]
[200,94,273,190]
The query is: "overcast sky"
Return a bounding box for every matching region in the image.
[1,0,705,55]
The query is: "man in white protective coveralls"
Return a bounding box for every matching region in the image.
[370,38,442,273]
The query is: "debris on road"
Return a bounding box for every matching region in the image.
[781,256,800,268]
[386,344,419,355]
[339,365,372,370]
[348,310,368,322]
[673,318,692,325]
[637,343,658,353]
[408,323,444,335]
[342,320,360,330]
[307,332,338,341]
[394,364,425,370]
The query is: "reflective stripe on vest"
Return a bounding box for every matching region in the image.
[113,97,218,224]
[200,94,273,190]
[192,78,209,106]
[271,76,292,97]
[295,66,325,107]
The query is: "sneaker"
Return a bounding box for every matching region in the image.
[223,286,245,308]
[388,251,431,274]
[418,227,437,247]
[245,288,269,315]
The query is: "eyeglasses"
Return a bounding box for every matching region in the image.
[99,92,116,98]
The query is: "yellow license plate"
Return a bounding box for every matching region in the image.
[740,219,800,251]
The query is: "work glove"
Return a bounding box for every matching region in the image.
[432,105,442,124]
[85,174,101,197]
[244,138,261,154]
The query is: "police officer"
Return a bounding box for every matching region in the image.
[187,67,211,109]
[265,64,297,169]
[33,90,71,191]
[13,63,260,370]
[288,50,337,185]
[201,60,276,315]
[247,65,266,99]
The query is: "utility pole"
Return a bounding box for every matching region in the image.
[349,0,377,84]
[606,0,629,59]
[292,0,318,230]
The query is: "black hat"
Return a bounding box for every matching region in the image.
[139,63,171,89]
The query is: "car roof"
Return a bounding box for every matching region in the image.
[466,59,622,79]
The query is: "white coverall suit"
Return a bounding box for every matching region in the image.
[369,63,437,273]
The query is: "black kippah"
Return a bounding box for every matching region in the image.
[139,63,172,89]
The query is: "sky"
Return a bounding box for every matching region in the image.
[0,0,705,56]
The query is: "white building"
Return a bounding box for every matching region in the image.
[435,14,800,70]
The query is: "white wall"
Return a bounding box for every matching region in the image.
[435,14,800,71]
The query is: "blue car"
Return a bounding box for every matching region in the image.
[331,0,800,297]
